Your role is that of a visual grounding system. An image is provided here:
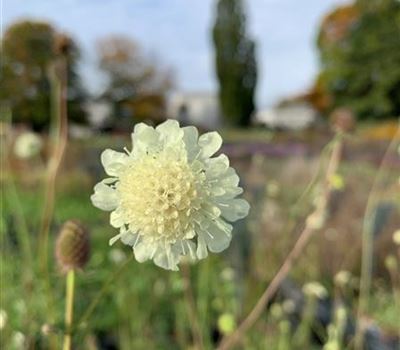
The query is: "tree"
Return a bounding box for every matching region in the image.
[97,36,173,126]
[0,20,87,130]
[212,0,257,127]
[315,0,400,120]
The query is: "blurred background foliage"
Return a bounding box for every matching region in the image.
[0,21,87,130]
[212,0,257,127]
[310,0,400,120]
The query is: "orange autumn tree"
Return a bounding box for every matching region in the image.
[310,0,400,120]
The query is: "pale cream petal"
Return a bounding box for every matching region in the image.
[183,240,197,260]
[215,186,243,200]
[91,181,119,211]
[205,154,229,179]
[196,233,208,259]
[156,119,184,145]
[199,131,222,158]
[202,202,222,219]
[133,241,153,262]
[101,149,129,177]
[219,168,240,187]
[218,199,250,222]
[201,221,232,253]
[182,126,200,161]
[131,124,161,156]
[109,232,123,246]
[121,231,139,246]
[110,207,125,228]
[153,243,180,271]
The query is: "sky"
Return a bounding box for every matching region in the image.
[2,0,347,107]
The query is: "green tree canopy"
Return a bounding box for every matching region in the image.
[1,20,87,130]
[212,0,257,127]
[316,0,400,120]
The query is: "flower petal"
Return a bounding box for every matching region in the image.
[199,131,222,158]
[101,149,129,177]
[218,199,250,222]
[131,123,161,156]
[153,243,180,271]
[110,207,125,228]
[182,240,197,260]
[206,154,229,179]
[133,241,153,262]
[156,119,184,145]
[109,232,123,246]
[196,233,208,259]
[91,181,119,211]
[201,220,233,253]
[182,126,200,161]
[121,231,139,246]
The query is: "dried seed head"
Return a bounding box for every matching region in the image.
[330,108,355,133]
[55,220,90,272]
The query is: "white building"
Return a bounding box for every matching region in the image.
[254,102,317,130]
[167,92,221,129]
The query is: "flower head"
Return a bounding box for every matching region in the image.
[14,131,42,159]
[91,120,250,270]
[55,220,90,272]
[303,281,328,299]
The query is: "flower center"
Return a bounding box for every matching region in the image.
[118,153,203,242]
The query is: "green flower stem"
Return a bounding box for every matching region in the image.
[63,269,75,350]
[181,263,205,350]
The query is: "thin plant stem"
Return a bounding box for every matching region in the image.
[181,263,205,350]
[354,126,400,349]
[1,108,33,266]
[38,57,69,323]
[63,269,75,350]
[217,136,344,350]
[77,255,133,329]
[39,57,69,268]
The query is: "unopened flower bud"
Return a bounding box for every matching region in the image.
[55,220,90,272]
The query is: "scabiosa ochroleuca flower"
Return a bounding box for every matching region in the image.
[91,120,249,270]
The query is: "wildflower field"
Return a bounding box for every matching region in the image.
[2,123,399,350]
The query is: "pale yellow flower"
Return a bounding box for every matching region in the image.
[334,270,352,287]
[0,309,7,330]
[14,131,42,159]
[303,281,328,299]
[218,313,236,335]
[91,120,250,270]
[393,229,400,245]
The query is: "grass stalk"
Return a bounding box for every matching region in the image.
[181,263,205,350]
[63,269,75,350]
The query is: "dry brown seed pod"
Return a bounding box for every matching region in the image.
[55,220,90,272]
